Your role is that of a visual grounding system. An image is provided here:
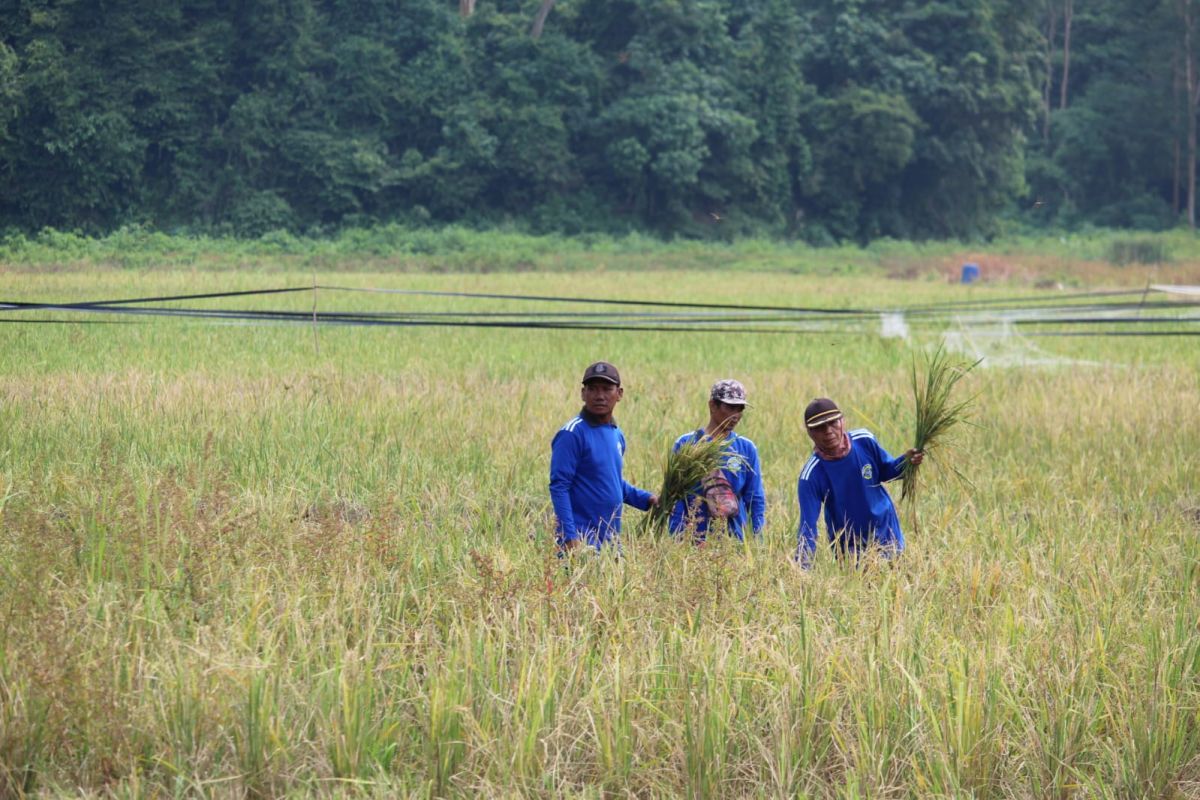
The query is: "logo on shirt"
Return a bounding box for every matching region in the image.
[861,464,873,481]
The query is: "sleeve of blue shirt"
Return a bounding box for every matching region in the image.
[549,428,581,542]
[870,437,908,483]
[620,430,654,511]
[623,480,653,511]
[795,471,822,566]
[744,444,767,538]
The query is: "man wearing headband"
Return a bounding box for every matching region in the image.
[795,397,923,566]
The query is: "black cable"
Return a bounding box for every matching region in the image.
[0,286,312,311]
[315,284,877,315]
[0,318,140,325]
[3,282,1198,336]
[902,287,1150,311]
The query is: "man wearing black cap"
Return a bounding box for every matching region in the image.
[549,362,658,553]
[795,397,923,566]
[667,379,766,543]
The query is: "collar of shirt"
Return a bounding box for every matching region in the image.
[579,407,616,427]
[694,428,738,442]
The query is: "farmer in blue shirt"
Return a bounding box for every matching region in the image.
[550,361,658,553]
[668,379,766,543]
[795,397,923,566]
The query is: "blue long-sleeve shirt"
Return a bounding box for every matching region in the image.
[667,430,766,541]
[796,429,907,563]
[549,410,653,550]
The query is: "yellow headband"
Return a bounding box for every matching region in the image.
[805,409,843,428]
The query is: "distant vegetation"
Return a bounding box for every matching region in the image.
[2,0,1197,241]
[3,226,1199,290]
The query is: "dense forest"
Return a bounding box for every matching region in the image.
[0,0,1195,241]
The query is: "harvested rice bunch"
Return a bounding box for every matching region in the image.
[642,435,739,537]
[902,344,979,502]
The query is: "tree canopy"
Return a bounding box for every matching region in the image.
[0,0,1191,240]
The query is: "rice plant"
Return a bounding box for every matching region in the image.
[901,343,980,501]
[640,435,742,538]
[1,263,1198,796]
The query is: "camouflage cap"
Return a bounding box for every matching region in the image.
[710,379,748,405]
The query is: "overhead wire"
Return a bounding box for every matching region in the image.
[1,283,1197,336]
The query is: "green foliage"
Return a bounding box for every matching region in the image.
[1107,237,1171,265]
[7,224,1200,280]
[2,0,1196,241]
[1024,0,1181,231]
[0,0,1055,241]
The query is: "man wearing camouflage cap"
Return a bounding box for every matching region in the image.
[667,379,766,543]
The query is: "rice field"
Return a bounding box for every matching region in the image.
[1,265,1198,798]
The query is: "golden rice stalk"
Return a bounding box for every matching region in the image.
[641,435,739,537]
[901,344,980,502]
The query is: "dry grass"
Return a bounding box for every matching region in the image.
[0,268,1198,797]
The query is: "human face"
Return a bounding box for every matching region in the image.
[807,416,845,452]
[581,379,623,420]
[709,399,745,433]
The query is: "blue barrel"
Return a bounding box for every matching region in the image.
[961,262,980,284]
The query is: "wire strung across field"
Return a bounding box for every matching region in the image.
[1,283,1199,337]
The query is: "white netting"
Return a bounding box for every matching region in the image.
[940,314,1106,368]
[879,312,910,339]
[1150,284,1200,297]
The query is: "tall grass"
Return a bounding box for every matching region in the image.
[0,268,1197,796]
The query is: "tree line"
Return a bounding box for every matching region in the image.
[0,0,1196,241]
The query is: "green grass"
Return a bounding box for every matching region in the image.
[0,263,1198,797]
[5,223,1200,285]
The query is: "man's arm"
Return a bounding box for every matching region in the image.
[879,448,924,482]
[795,474,822,566]
[873,437,921,483]
[622,480,656,511]
[745,447,767,539]
[620,431,657,511]
[549,430,581,543]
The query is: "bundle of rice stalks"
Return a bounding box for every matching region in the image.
[641,435,739,537]
[901,344,980,502]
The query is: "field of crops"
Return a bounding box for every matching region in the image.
[2,263,1198,797]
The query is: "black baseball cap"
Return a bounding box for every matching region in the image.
[582,361,621,385]
[804,397,843,428]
